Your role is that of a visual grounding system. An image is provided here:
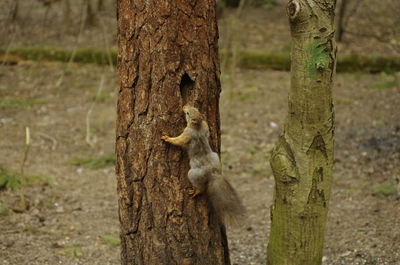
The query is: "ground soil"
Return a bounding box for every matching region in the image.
[1,1,400,265]
[1,62,399,265]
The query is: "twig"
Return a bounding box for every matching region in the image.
[100,16,114,72]
[19,126,31,208]
[1,32,16,66]
[221,0,248,108]
[37,132,58,150]
[86,74,105,147]
[55,0,87,93]
[68,0,87,66]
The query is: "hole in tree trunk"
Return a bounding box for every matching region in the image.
[179,72,195,106]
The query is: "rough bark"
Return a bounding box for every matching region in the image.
[267,0,337,264]
[116,1,229,265]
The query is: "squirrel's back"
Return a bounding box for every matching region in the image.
[187,122,212,158]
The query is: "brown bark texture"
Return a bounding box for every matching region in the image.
[115,1,229,265]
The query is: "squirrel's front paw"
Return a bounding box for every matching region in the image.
[161,135,170,141]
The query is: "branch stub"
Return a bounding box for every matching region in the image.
[287,0,300,20]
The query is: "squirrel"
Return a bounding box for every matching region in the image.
[162,105,245,225]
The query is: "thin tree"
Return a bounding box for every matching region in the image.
[63,0,71,26]
[336,0,363,42]
[11,0,19,21]
[84,0,97,27]
[97,0,104,12]
[267,0,337,264]
[115,1,229,264]
[336,0,348,42]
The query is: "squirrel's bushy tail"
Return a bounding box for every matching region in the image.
[207,176,246,226]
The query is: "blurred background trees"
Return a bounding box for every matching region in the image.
[1,0,399,55]
[336,0,400,52]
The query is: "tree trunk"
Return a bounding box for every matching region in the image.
[116,1,229,265]
[84,0,97,27]
[63,0,71,26]
[267,0,337,264]
[97,0,104,12]
[336,0,348,42]
[11,0,19,21]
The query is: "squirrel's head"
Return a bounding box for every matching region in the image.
[183,105,203,125]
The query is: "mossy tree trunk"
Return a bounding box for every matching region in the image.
[116,0,229,264]
[267,0,337,264]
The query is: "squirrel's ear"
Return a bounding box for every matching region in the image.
[183,105,190,113]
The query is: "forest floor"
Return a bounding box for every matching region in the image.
[0,62,399,265]
[1,2,400,265]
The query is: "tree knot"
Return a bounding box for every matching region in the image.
[287,0,300,20]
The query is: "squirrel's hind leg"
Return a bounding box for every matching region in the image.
[188,188,202,198]
[188,168,207,197]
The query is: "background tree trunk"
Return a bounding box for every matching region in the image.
[11,0,19,21]
[116,1,229,265]
[336,0,348,42]
[267,0,337,264]
[97,0,104,12]
[84,0,97,27]
[63,0,71,26]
